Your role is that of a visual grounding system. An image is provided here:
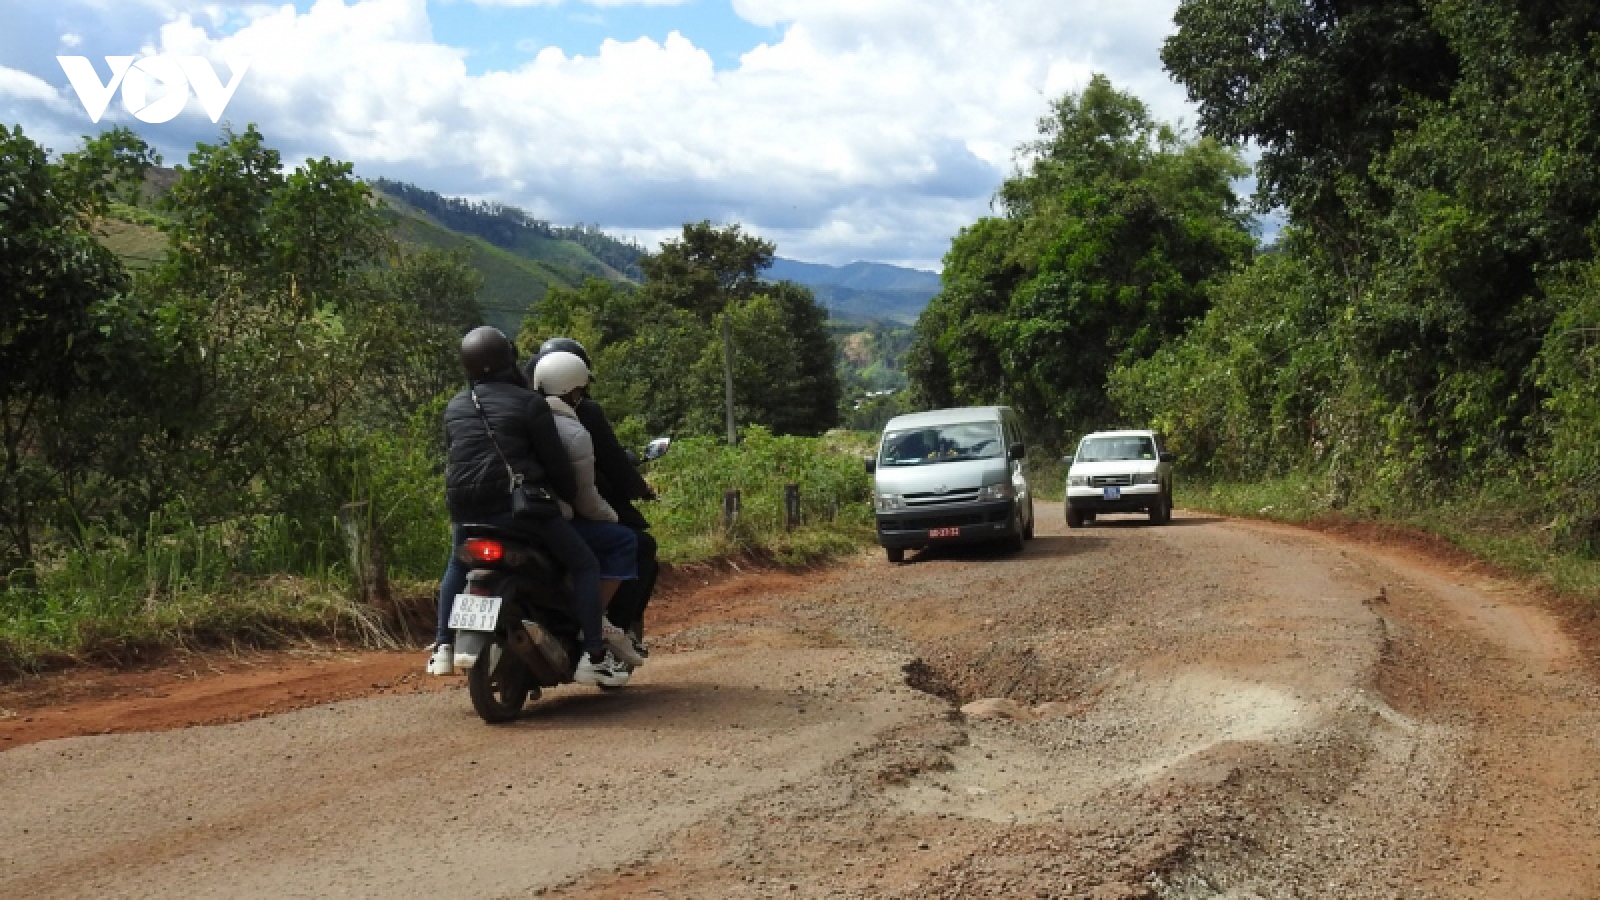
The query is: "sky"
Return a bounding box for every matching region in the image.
[0,0,1200,270]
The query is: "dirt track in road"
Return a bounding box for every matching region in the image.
[4,503,1600,899]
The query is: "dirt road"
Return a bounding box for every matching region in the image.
[4,503,1600,899]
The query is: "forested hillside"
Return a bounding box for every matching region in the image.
[764,259,941,323]
[909,1,1600,563]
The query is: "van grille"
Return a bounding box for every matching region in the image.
[1089,474,1132,487]
[904,488,980,506]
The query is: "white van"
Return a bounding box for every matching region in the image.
[864,406,1034,563]
[1063,429,1174,527]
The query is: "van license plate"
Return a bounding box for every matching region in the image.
[1102,487,1121,500]
[449,594,502,632]
[928,526,961,539]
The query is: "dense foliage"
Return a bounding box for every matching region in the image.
[906,76,1253,449]
[0,124,479,666]
[520,221,842,440]
[1117,0,1600,553]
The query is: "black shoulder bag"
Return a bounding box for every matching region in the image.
[469,388,560,520]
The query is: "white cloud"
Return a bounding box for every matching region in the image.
[0,64,74,113]
[5,0,1190,268]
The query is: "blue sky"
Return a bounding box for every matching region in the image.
[0,0,1203,269]
[428,1,783,74]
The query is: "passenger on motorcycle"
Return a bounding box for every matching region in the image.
[428,327,629,687]
[528,337,659,660]
[531,351,646,669]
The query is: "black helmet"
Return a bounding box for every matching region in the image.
[460,326,517,380]
[539,336,591,368]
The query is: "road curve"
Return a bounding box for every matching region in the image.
[3,502,1598,899]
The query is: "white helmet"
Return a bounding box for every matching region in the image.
[533,350,590,397]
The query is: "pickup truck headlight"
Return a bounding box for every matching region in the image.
[1067,475,1090,487]
[1133,473,1162,485]
[976,482,1014,501]
[874,493,905,512]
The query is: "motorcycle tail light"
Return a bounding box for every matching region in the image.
[463,538,504,563]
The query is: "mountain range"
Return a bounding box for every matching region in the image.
[762,258,941,324]
[98,174,941,333]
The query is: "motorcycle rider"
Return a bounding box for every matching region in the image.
[527,337,658,657]
[531,351,646,667]
[429,326,629,687]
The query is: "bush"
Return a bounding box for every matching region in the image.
[646,426,873,565]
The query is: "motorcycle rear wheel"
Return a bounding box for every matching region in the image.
[467,635,535,723]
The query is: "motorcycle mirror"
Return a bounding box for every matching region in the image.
[643,436,672,461]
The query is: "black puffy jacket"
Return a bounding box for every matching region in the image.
[443,374,577,522]
[575,396,655,530]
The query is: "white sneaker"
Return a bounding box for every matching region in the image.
[573,650,630,687]
[426,643,455,676]
[603,619,645,667]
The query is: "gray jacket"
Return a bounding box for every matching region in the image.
[545,396,618,523]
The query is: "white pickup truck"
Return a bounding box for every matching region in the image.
[1063,430,1175,527]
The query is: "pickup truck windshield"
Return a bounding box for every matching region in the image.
[1077,436,1156,462]
[881,423,1002,466]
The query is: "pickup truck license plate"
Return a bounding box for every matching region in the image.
[928,526,961,539]
[1102,486,1121,500]
[449,594,502,632]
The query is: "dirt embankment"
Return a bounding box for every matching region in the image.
[4,503,1600,899]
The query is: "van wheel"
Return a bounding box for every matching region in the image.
[1066,507,1084,529]
[886,547,905,564]
[1023,500,1035,540]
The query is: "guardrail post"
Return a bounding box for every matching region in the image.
[784,483,801,530]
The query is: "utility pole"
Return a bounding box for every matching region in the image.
[722,312,738,446]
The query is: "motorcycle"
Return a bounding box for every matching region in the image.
[447,436,670,724]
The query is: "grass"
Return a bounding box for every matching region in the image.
[647,427,876,567]
[1179,475,1600,602]
[0,507,428,676]
[0,428,878,677]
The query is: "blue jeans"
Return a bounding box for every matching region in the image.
[569,519,638,581]
[435,513,605,659]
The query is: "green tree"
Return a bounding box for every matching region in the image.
[0,125,156,572]
[1162,0,1456,247]
[639,221,774,321]
[908,76,1253,447]
[121,125,392,523]
[524,224,841,438]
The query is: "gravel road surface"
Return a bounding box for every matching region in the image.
[3,502,1598,899]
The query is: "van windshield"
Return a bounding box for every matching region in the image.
[1076,436,1156,462]
[880,423,1003,466]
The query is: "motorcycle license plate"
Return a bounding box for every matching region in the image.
[928,526,961,539]
[1102,487,1121,500]
[449,594,502,632]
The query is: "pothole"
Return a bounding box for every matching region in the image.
[902,658,962,705]
[891,674,1310,824]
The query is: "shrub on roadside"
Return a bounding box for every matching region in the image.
[645,426,872,566]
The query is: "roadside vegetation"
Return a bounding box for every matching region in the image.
[904,1,1600,600]
[0,123,861,676]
